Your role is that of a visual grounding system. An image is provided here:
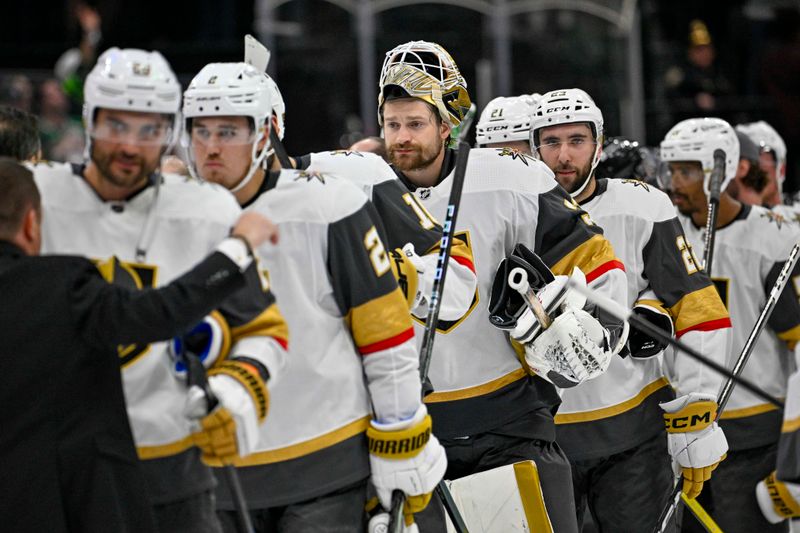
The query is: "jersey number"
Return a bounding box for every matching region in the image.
[676,236,702,275]
[403,192,438,230]
[364,226,391,276]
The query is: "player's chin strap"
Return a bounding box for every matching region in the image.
[230,127,270,193]
[569,141,602,199]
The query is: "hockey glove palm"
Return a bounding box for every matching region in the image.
[186,361,268,465]
[168,312,231,380]
[756,471,800,523]
[368,405,447,526]
[661,393,728,499]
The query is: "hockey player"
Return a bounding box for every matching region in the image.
[756,350,800,524]
[31,48,288,533]
[183,60,476,325]
[725,130,770,207]
[181,60,447,531]
[661,117,800,533]
[529,88,731,531]
[474,94,540,154]
[379,40,630,532]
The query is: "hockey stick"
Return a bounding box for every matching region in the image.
[701,149,725,274]
[389,104,477,533]
[269,126,294,170]
[182,349,254,533]
[653,240,800,532]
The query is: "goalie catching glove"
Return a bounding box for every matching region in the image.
[168,312,231,380]
[367,405,447,526]
[661,392,728,499]
[185,360,269,465]
[488,244,613,388]
[756,471,800,523]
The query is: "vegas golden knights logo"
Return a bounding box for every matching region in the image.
[95,256,158,366]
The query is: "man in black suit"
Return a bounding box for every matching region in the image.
[0,158,277,532]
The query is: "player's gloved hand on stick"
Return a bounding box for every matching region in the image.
[661,392,728,499]
[488,243,612,388]
[756,471,800,523]
[368,404,447,527]
[185,361,268,465]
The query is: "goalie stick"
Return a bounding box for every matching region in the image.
[389,104,478,533]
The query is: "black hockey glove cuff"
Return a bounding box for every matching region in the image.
[627,303,674,359]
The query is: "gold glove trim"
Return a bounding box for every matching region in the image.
[208,361,269,422]
[664,400,717,433]
[765,471,800,518]
[367,415,432,460]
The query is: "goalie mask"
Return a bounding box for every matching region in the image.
[83,47,181,156]
[530,88,604,198]
[475,94,540,147]
[378,41,472,129]
[659,117,739,196]
[182,62,273,192]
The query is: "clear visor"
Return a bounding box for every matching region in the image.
[90,114,174,147]
[189,123,258,147]
[658,160,704,191]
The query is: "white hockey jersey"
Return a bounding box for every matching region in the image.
[401,148,628,440]
[32,162,287,503]
[556,178,731,460]
[295,150,477,321]
[214,168,422,508]
[677,204,800,450]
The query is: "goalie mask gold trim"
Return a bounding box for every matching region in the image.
[378,40,471,129]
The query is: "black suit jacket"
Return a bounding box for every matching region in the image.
[0,240,246,532]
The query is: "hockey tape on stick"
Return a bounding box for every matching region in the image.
[269,126,293,170]
[509,267,553,329]
[390,104,477,533]
[701,149,725,274]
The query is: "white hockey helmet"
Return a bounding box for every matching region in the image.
[660,117,739,195]
[530,88,604,197]
[736,121,787,187]
[182,62,273,192]
[83,47,181,153]
[475,94,540,146]
[378,40,472,129]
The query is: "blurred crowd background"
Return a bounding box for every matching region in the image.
[2,0,799,192]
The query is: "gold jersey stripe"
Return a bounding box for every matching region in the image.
[514,461,554,533]
[782,415,800,434]
[636,299,669,315]
[668,285,730,334]
[215,416,371,466]
[424,368,528,403]
[778,324,800,346]
[230,303,289,348]
[720,402,781,419]
[555,378,670,424]
[137,434,196,460]
[550,234,620,278]
[426,238,476,273]
[347,288,414,351]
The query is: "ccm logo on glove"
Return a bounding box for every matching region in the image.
[367,415,432,459]
[663,401,716,432]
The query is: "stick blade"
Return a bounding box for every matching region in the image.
[245,34,270,72]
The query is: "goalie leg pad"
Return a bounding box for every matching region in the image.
[443,460,554,533]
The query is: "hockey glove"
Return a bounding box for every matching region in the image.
[368,405,447,526]
[626,301,674,359]
[661,393,728,499]
[186,361,268,465]
[168,312,231,381]
[756,471,800,523]
[389,243,426,311]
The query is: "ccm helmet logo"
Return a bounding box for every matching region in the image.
[546,106,571,113]
[486,125,509,132]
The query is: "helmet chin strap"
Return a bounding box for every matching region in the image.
[230,129,270,193]
[569,142,602,199]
